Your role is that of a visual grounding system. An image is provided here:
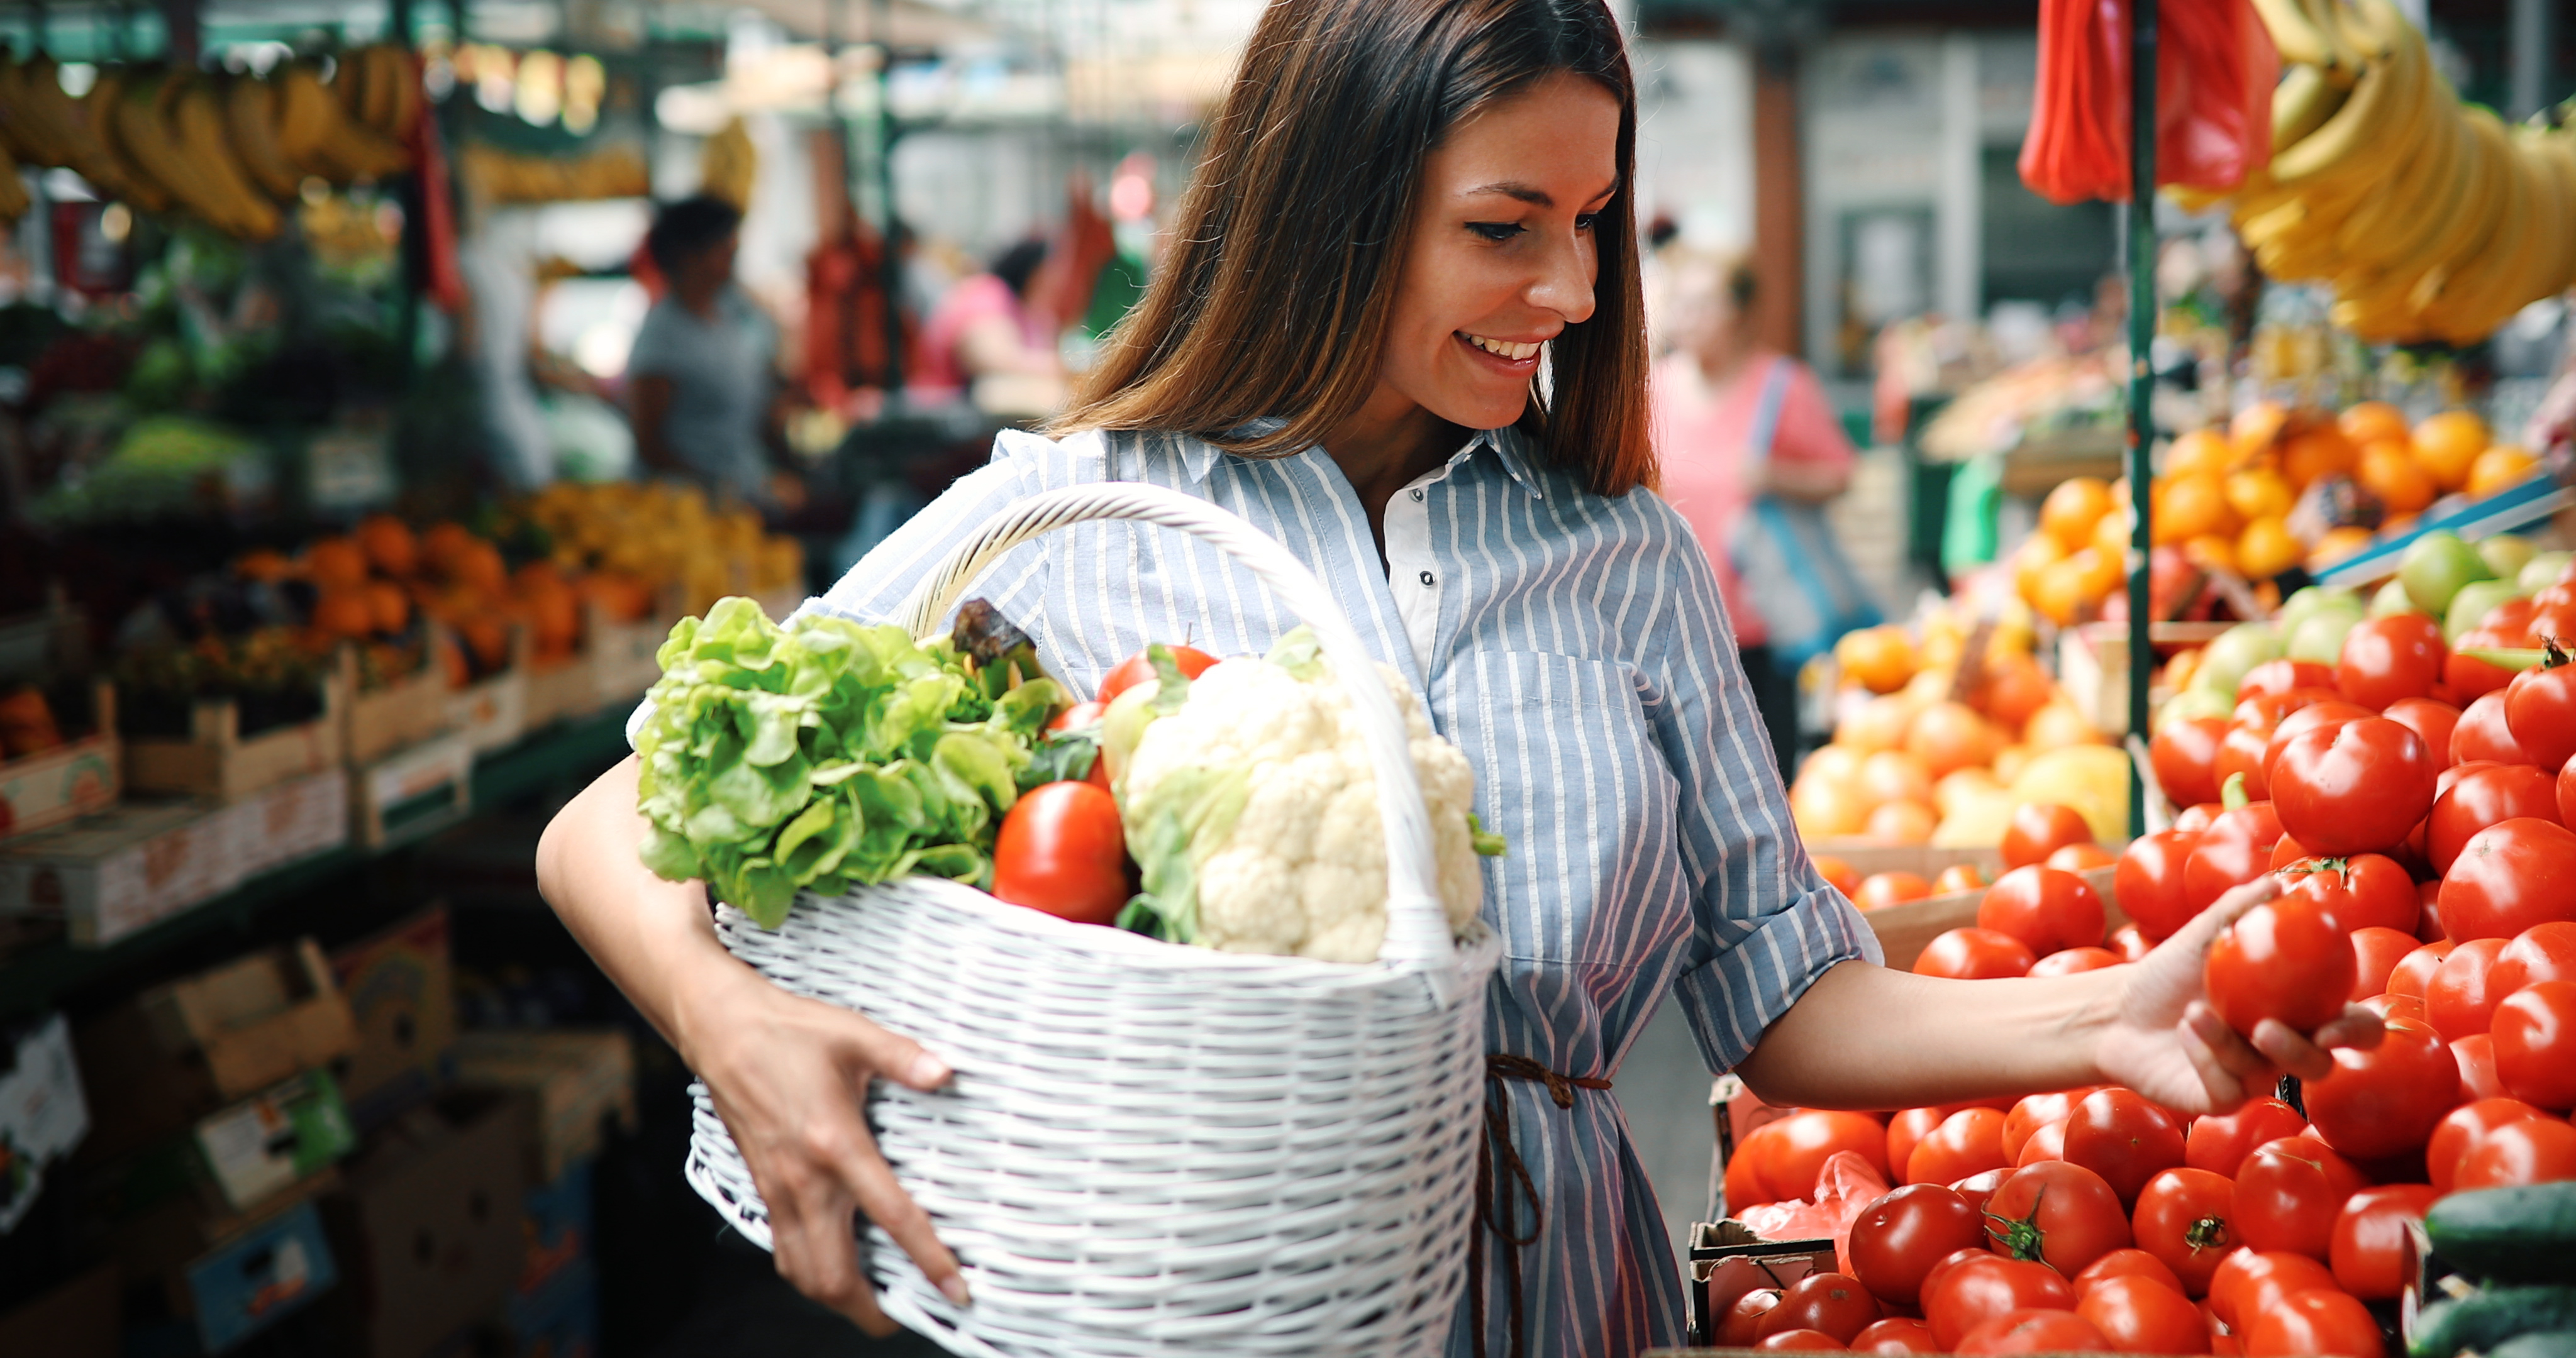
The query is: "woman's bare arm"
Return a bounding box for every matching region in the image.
[1735,877,2384,1115]
[1761,456,1852,503]
[626,376,687,475]
[536,756,969,1332]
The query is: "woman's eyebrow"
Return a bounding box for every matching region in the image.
[1464,178,1621,207]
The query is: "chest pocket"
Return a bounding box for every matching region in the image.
[1437,649,1685,966]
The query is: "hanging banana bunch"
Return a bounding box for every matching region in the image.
[111,69,280,240]
[2216,0,2576,344]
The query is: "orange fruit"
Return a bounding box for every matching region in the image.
[2090,505,2131,559]
[2236,515,2304,580]
[423,522,479,573]
[2153,473,2236,545]
[365,580,409,634]
[2032,557,2093,625]
[2231,401,2290,458]
[1835,626,1919,695]
[1979,651,2057,730]
[1935,766,2006,817]
[1836,694,1914,754]
[313,588,375,640]
[2359,441,2437,514]
[1994,742,2036,784]
[2184,534,2240,575]
[1802,744,1866,791]
[2279,426,2357,489]
[1933,863,1989,895]
[2413,411,2490,490]
[303,537,369,592]
[1864,799,1938,844]
[1810,853,1863,898]
[2467,444,2539,497]
[2338,400,2409,447]
[2225,466,2297,522]
[2026,702,2106,750]
[2307,525,2375,568]
[356,514,418,578]
[1907,700,2001,778]
[2012,534,2068,600]
[1856,871,1935,911]
[2040,477,2114,551]
[1857,749,1935,808]
[2164,429,2234,480]
[234,548,294,582]
[2068,546,2124,599]
[452,540,508,595]
[1791,775,1871,838]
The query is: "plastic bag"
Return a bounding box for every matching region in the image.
[1733,1149,1893,1273]
[2021,0,2279,205]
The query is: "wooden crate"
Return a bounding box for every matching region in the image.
[352,733,473,849]
[1801,842,2127,969]
[2059,621,2234,738]
[125,677,345,802]
[341,644,457,767]
[447,626,531,755]
[587,588,684,709]
[0,680,120,840]
[521,648,602,729]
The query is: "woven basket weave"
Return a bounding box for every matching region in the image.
[684,483,1502,1357]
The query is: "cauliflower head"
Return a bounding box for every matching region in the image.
[1116,631,1498,963]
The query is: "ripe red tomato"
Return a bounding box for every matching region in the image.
[1948,1171,2006,1215]
[2440,817,2576,940]
[1908,1107,2011,1184]
[1097,643,1218,701]
[2206,1249,2338,1331]
[2348,927,2424,1000]
[2078,1275,2210,1355]
[2364,992,2431,1025]
[1849,1318,1938,1354]
[1985,1162,2131,1278]
[2384,697,2463,772]
[2494,920,2576,993]
[2232,1137,2367,1260]
[2048,842,2119,871]
[2329,1184,2440,1300]
[2560,750,2576,827]
[2153,717,2231,810]
[1913,928,2037,980]
[2241,1288,2385,1358]
[2132,1168,2238,1296]
[2302,1019,2463,1160]
[2111,923,2153,961]
[1848,1184,1987,1307]
[2205,895,2356,1036]
[2185,1098,2309,1178]
[1860,872,1936,910]
[2214,725,2275,801]
[2002,802,2095,870]
[2063,1088,2188,1206]
[1977,866,2106,958]
[2074,1247,2187,1299]
[2279,854,2420,936]
[991,781,1130,924]
[2452,691,2540,766]
[2339,614,2445,710]
[2456,1115,2576,1187]
[1885,1107,1945,1180]
[2494,980,2576,1110]
[2450,648,2519,704]
[2387,941,2455,997]
[2014,1120,2067,1166]
[2269,834,2315,870]
[2119,831,2206,941]
[2426,763,2563,874]
[2429,1098,2549,1194]
[2506,653,2576,770]
[1955,1308,2111,1355]
[2272,717,2437,858]
[2187,803,2287,915]
[2174,803,2223,833]
[2241,659,2338,700]
[2455,1034,2507,1100]
[1935,863,1990,895]
[1720,1289,1785,1347]
[1753,1330,1846,1352]
[2028,946,2123,976]
[1923,1256,2078,1350]
[2426,937,2512,1039]
[2002,1087,2098,1162]
[1750,1110,1894,1201]
[1044,700,1114,789]
[1763,1272,1882,1344]
[2260,701,2376,788]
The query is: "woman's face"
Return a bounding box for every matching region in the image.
[1378,72,1621,433]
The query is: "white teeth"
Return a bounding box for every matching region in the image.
[1467,334,1540,361]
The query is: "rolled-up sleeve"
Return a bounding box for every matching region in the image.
[1641,499,1879,1074]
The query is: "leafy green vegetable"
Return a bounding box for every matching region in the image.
[633,597,1063,927]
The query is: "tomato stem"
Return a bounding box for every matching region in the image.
[1984,1187,2050,1264]
[2548,639,2570,671]
[2185,1213,2229,1254]
[2221,771,2249,811]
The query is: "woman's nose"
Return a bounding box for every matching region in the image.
[1530,229,1599,325]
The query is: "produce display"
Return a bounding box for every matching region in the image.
[510,480,803,617]
[634,599,1503,961]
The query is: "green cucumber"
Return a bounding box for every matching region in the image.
[2411,1286,2576,1358]
[2490,1332,2576,1358]
[2425,1183,2576,1284]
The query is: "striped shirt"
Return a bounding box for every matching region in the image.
[799,423,1880,1356]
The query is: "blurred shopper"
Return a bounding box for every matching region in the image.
[1652,248,1863,770]
[627,194,801,511]
[915,238,1065,417]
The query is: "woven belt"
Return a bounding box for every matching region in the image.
[1468,1054,1613,1358]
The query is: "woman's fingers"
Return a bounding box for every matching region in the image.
[2314,1005,2388,1053]
[2185,998,2279,1085]
[2174,1007,2250,1110]
[2248,1017,2339,1083]
[834,1122,972,1306]
[2184,875,2283,948]
[770,1179,899,1336]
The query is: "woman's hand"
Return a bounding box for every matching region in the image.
[2091,875,2385,1116]
[680,964,970,1335]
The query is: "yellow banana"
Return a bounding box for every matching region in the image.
[2336,106,2464,269]
[2421,138,2530,339]
[276,61,409,182]
[88,71,172,212]
[2311,0,2372,82]
[224,76,304,200]
[0,136,31,223]
[2270,30,2425,186]
[2272,63,2348,152]
[113,72,227,228]
[171,78,277,238]
[2254,0,2340,71]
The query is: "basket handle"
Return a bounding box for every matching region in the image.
[893,482,1458,980]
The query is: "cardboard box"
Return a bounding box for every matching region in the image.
[327,1091,533,1358]
[352,734,472,849]
[193,1068,358,1212]
[0,680,119,841]
[0,800,236,947]
[125,675,347,802]
[0,1261,119,1358]
[1682,1220,1839,1347]
[185,1195,340,1354]
[517,1157,592,1299]
[75,939,359,1161]
[329,907,458,1128]
[0,1013,90,1232]
[215,767,351,882]
[341,644,458,766]
[452,1030,635,1184]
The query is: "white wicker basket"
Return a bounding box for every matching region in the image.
[683,483,1504,1357]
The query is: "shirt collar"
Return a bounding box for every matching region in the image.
[1179,419,1549,500]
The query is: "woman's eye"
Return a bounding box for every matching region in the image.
[1467,222,1524,242]
[1574,213,1600,233]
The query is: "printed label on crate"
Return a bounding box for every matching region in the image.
[0,803,234,946]
[185,1197,338,1354]
[364,738,469,809]
[0,739,117,841]
[193,1069,356,1212]
[0,1014,87,1233]
[307,429,394,511]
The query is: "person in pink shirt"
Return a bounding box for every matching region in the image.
[1651,248,1857,769]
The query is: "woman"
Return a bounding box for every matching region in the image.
[538,3,2379,1354]
[913,237,1066,416]
[1652,248,1857,771]
[626,194,799,509]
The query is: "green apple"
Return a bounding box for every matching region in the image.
[2192,622,2282,701]
[2286,602,2366,664]
[2277,585,2354,640]
[2521,551,2573,593]
[2401,531,2494,615]
[2157,687,2237,729]
[2370,578,2421,617]
[2444,578,2525,643]
[2479,534,2536,581]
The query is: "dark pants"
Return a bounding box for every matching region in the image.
[1736,643,1802,779]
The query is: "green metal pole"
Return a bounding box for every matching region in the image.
[2126,0,2158,837]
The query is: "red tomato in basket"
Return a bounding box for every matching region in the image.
[2455,1113,2576,1187]
[2078,1275,2209,1355]
[1763,1272,1882,1344]
[2153,717,2231,812]
[2119,830,2205,941]
[1719,1289,1784,1347]
[1753,1330,1847,1352]
[2329,1184,2440,1300]
[1913,928,2036,980]
[1955,1308,2110,1355]
[1849,1318,1938,1354]
[2337,614,2445,711]
[2494,980,2576,1110]
[1923,1256,2077,1350]
[2185,1098,2307,1179]
[2350,927,2425,1001]
[2452,691,2539,766]
[2241,660,2337,701]
[1977,866,2105,958]
[2441,818,2576,941]
[2003,1088,2097,1162]
[1746,1110,1893,1201]
[2063,1088,2187,1206]
[2388,940,2455,997]
[2427,763,2562,874]
[2231,1137,2367,1261]
[2074,1247,2186,1300]
[991,781,1130,925]
[1982,1160,2131,1276]
[2186,803,2285,915]
[2260,701,2374,788]
[2495,920,2576,993]
[2270,719,2437,856]
[2506,653,2576,770]
[2029,946,2122,976]
[2002,803,2094,869]
[2131,1168,2238,1296]
[1848,1185,1987,1308]
[1097,643,1219,701]
[2303,1020,2462,1161]
[2384,697,2462,771]
[2205,895,2355,1037]
[2426,938,2512,1039]
[2279,854,2419,936]
[2206,1250,2337,1332]
[1907,1107,2010,1184]
[2241,1288,2385,1358]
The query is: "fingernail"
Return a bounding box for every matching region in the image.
[940,1274,972,1306]
[909,1053,952,1087]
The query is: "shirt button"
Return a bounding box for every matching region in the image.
[1419,570,1436,587]
[1410,488,1424,501]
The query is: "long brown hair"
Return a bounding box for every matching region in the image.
[1054,0,1653,497]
